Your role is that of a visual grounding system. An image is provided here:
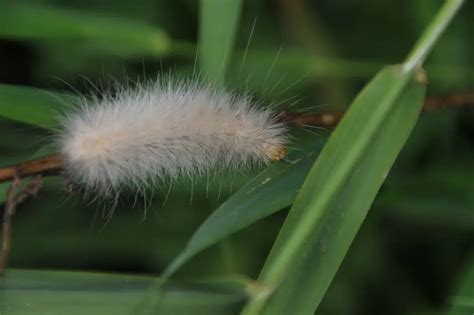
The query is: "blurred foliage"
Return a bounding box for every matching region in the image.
[0,0,473,314]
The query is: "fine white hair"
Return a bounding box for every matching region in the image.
[57,80,287,196]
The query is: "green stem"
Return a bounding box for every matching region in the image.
[403,0,464,73]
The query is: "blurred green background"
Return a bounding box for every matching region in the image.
[0,0,473,314]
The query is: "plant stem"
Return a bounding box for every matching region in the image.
[403,0,464,73]
[0,154,63,183]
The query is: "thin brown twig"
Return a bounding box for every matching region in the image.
[280,90,474,128]
[0,154,63,184]
[423,91,474,112]
[278,110,343,128]
[0,175,43,275]
[0,91,473,184]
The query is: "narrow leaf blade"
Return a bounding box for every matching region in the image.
[0,3,170,57]
[262,68,426,315]
[0,269,246,315]
[199,0,242,82]
[241,66,426,315]
[162,142,323,278]
[0,84,67,129]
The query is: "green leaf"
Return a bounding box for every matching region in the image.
[240,1,463,313]
[0,84,69,129]
[199,0,242,82]
[0,269,246,315]
[0,3,170,57]
[250,66,426,315]
[160,141,323,279]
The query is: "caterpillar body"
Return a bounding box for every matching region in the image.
[57,80,288,196]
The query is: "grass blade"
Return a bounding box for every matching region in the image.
[256,67,426,315]
[0,84,68,129]
[199,0,242,82]
[240,1,463,314]
[161,141,323,279]
[0,269,245,315]
[0,3,170,57]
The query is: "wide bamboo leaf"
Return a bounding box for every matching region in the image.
[240,1,463,313]
[0,3,170,57]
[0,84,68,130]
[0,269,246,315]
[240,65,426,315]
[253,66,426,315]
[199,0,242,82]
[160,141,323,279]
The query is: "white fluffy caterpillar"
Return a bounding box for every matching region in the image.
[57,80,288,196]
